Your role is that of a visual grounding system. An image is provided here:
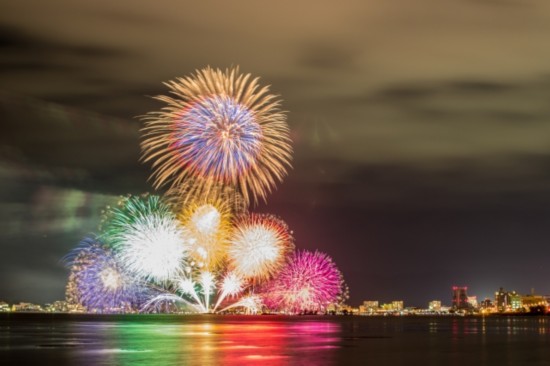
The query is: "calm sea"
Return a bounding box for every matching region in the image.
[1,314,550,365]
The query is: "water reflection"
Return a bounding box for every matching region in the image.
[447,316,550,337]
[70,316,341,366]
[5,315,550,365]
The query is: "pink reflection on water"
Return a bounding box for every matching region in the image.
[214,319,341,366]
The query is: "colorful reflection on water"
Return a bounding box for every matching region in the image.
[70,316,340,366]
[4,315,550,365]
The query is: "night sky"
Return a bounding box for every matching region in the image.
[2,1,550,307]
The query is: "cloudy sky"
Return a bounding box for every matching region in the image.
[2,0,550,306]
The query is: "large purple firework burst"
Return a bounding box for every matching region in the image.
[261,250,344,314]
[66,237,146,312]
[140,66,292,205]
[174,94,263,181]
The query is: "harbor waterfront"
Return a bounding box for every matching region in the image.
[2,314,550,365]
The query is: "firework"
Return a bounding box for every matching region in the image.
[261,251,344,314]
[171,271,247,313]
[140,66,292,205]
[140,293,198,313]
[100,194,174,245]
[228,214,294,281]
[219,294,263,314]
[66,237,144,312]
[213,272,245,311]
[167,181,248,216]
[63,68,351,316]
[178,198,232,270]
[102,195,189,282]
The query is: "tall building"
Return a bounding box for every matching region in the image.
[467,296,478,308]
[452,286,470,310]
[480,298,493,310]
[510,293,522,310]
[495,287,520,312]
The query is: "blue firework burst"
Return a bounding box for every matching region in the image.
[173,95,263,182]
[66,237,146,312]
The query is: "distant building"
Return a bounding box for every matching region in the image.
[429,300,441,311]
[392,301,404,311]
[363,301,379,311]
[359,301,379,314]
[12,303,43,312]
[480,298,493,310]
[495,287,520,312]
[521,293,547,312]
[510,293,522,310]
[467,296,478,309]
[44,301,70,313]
[380,301,404,312]
[326,303,353,315]
[0,302,9,312]
[452,286,470,310]
[495,287,509,311]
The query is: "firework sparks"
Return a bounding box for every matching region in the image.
[63,68,349,316]
[228,214,294,281]
[213,272,245,312]
[140,66,292,205]
[102,195,189,282]
[219,294,263,314]
[261,251,344,314]
[65,237,144,312]
[179,199,232,270]
[140,293,200,313]
[199,271,215,311]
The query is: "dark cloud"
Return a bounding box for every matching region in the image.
[0,24,131,58]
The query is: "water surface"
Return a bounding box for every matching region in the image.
[2,314,550,365]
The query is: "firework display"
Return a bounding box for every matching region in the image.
[140,66,292,205]
[261,251,345,314]
[179,198,232,270]
[65,237,146,312]
[65,67,347,314]
[228,214,294,281]
[102,195,189,282]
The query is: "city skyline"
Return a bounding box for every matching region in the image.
[3,1,550,307]
[2,284,548,313]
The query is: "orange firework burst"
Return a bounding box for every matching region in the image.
[227,213,294,281]
[178,197,233,270]
[140,66,292,205]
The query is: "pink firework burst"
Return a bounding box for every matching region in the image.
[261,250,344,314]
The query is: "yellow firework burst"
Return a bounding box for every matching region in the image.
[178,197,233,270]
[140,66,292,205]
